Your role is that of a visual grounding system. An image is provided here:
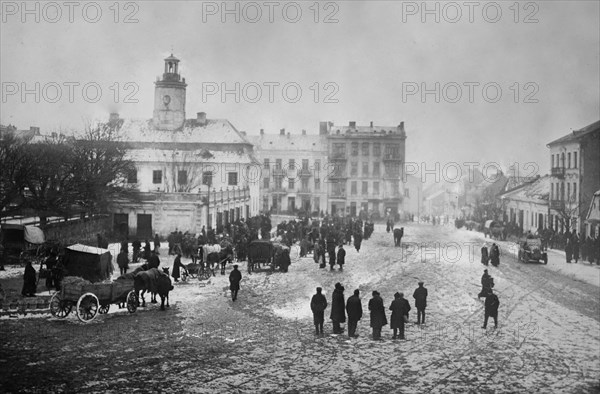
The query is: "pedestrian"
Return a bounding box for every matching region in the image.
[478,269,494,300]
[148,250,160,269]
[120,240,129,255]
[346,289,363,338]
[117,249,129,276]
[44,252,57,289]
[143,240,151,260]
[481,244,489,266]
[482,290,500,329]
[330,283,346,334]
[153,233,161,255]
[368,291,387,340]
[389,292,411,339]
[172,253,186,282]
[229,264,242,301]
[572,232,580,263]
[327,240,336,271]
[490,243,500,266]
[337,244,346,271]
[279,249,291,273]
[21,260,37,297]
[565,237,573,263]
[310,287,328,335]
[413,281,428,325]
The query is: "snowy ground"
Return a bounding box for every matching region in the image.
[1,223,599,393]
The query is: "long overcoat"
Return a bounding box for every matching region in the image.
[368,295,387,328]
[337,248,346,266]
[311,293,328,324]
[413,286,428,309]
[330,288,346,323]
[229,269,242,291]
[389,297,411,329]
[346,295,363,321]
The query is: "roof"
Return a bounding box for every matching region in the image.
[246,133,328,152]
[499,175,550,204]
[328,124,406,138]
[117,118,251,146]
[547,120,600,147]
[66,244,110,255]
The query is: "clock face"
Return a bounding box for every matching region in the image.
[163,95,171,105]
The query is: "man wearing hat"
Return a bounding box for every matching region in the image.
[330,283,346,334]
[368,291,387,340]
[310,287,328,335]
[229,264,242,301]
[478,269,493,300]
[413,281,428,325]
[346,289,363,338]
[389,292,411,339]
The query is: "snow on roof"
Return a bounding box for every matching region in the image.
[118,118,251,145]
[499,175,550,204]
[126,148,255,164]
[67,244,110,255]
[547,120,600,146]
[246,134,328,152]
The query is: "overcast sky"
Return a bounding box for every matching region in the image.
[1,0,598,177]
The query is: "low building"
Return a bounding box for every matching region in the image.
[499,175,550,233]
[584,190,600,238]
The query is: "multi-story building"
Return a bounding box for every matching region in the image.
[403,174,423,219]
[247,129,328,215]
[547,120,600,235]
[322,121,407,218]
[110,54,259,238]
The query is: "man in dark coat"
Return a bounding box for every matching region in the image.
[346,289,363,338]
[44,252,57,289]
[229,264,242,301]
[153,233,161,255]
[368,291,387,340]
[327,240,336,270]
[22,260,37,297]
[148,251,160,269]
[330,283,346,334]
[311,287,328,335]
[490,243,500,266]
[572,232,580,263]
[481,244,489,266]
[354,232,363,253]
[337,245,346,271]
[117,250,129,276]
[482,290,500,329]
[171,253,186,282]
[389,292,411,339]
[413,281,428,325]
[478,269,493,299]
[279,249,291,273]
[132,239,142,263]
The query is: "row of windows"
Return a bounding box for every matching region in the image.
[263,158,321,170]
[551,151,578,169]
[332,142,401,157]
[128,170,239,186]
[264,178,321,190]
[550,182,577,201]
[332,181,401,196]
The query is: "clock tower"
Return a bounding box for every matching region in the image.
[153,54,187,130]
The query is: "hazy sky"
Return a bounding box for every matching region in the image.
[1,0,598,177]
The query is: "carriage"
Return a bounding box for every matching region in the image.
[1,224,45,265]
[49,244,138,323]
[484,220,505,240]
[181,261,212,281]
[247,240,274,273]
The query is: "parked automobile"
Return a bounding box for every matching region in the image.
[518,237,548,264]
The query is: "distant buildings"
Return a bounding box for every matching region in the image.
[547,120,600,235]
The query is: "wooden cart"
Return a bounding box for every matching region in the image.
[49,279,138,323]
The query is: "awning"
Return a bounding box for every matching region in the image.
[23,226,45,244]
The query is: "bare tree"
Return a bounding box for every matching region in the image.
[0,133,31,216]
[163,149,214,193]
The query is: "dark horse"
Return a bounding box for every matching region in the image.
[393,227,404,247]
[206,245,234,276]
[133,267,174,310]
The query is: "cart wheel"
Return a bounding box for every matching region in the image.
[189,270,197,279]
[200,271,211,281]
[99,304,110,314]
[76,293,99,323]
[126,290,138,313]
[50,292,72,318]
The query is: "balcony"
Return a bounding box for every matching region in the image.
[272,168,285,177]
[383,154,402,161]
[298,169,312,178]
[331,152,347,160]
[550,200,565,211]
[297,188,312,195]
[551,167,565,178]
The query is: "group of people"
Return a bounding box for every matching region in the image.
[478,269,500,329]
[310,281,428,340]
[480,243,501,266]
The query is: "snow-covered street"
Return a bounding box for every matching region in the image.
[1,223,599,393]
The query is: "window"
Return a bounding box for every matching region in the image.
[302,159,309,170]
[263,177,269,189]
[127,169,137,183]
[351,162,358,176]
[301,179,309,190]
[263,158,270,169]
[315,178,321,190]
[404,188,410,198]
[202,171,213,186]
[152,170,162,184]
[289,179,295,189]
[373,162,380,176]
[275,158,282,169]
[332,143,346,157]
[351,181,357,195]
[362,162,369,176]
[288,159,295,170]
[275,177,282,189]
[314,159,320,171]
[573,182,577,201]
[551,183,554,200]
[574,152,578,168]
[384,144,400,159]
[567,152,571,168]
[351,142,359,156]
[362,181,368,195]
[362,142,369,156]
[228,172,238,186]
[178,170,187,185]
[374,181,380,194]
[373,143,381,156]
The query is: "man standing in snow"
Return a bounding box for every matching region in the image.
[311,287,328,335]
[337,244,346,271]
[229,264,242,301]
[413,281,428,325]
[330,283,346,334]
[346,289,363,338]
[368,291,387,340]
[482,290,500,329]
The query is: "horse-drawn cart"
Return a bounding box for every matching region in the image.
[50,277,137,323]
[247,240,274,273]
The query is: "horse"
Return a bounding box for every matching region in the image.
[393,228,404,247]
[206,245,234,275]
[134,268,173,310]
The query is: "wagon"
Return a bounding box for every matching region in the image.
[247,240,274,273]
[1,224,45,264]
[49,277,138,323]
[181,262,212,281]
[484,220,505,240]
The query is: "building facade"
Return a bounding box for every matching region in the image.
[499,175,550,233]
[547,120,600,235]
[323,121,407,219]
[110,55,260,238]
[247,129,328,215]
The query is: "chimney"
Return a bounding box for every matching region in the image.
[109,112,119,123]
[280,128,285,136]
[349,121,356,128]
[260,129,264,135]
[319,121,329,135]
[398,121,405,133]
[197,112,207,126]
[370,121,373,128]
[302,129,306,135]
